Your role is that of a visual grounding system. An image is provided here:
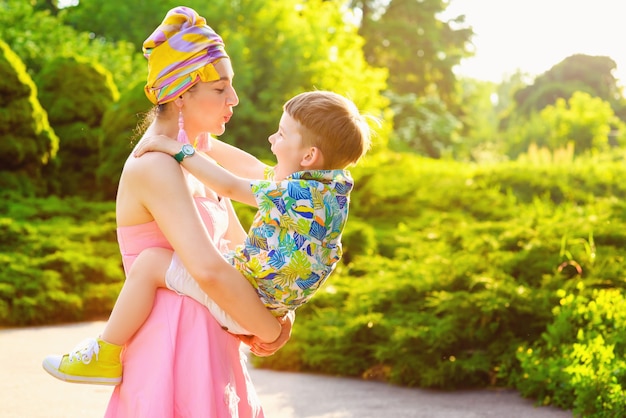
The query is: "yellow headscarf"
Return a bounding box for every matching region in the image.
[143,6,229,105]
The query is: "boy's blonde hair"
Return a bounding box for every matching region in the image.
[284,91,371,169]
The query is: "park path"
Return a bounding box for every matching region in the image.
[0,321,572,418]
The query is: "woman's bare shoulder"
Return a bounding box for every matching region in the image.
[117,151,189,225]
[123,151,182,186]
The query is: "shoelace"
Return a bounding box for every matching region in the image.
[68,338,100,364]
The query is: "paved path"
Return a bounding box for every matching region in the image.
[0,321,573,417]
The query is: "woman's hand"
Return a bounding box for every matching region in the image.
[240,311,295,357]
[134,135,180,158]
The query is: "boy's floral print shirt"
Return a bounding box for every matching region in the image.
[226,168,353,316]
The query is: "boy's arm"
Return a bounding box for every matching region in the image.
[134,136,258,207]
[206,138,269,179]
[182,153,258,207]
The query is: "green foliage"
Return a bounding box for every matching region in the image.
[341,219,378,264]
[540,92,623,154]
[36,56,119,125]
[0,39,58,195]
[515,82,586,118]
[357,0,472,159]
[360,0,472,106]
[388,92,462,158]
[504,92,625,158]
[0,194,121,326]
[35,55,119,197]
[0,0,141,91]
[4,151,626,415]
[512,287,626,417]
[97,78,153,200]
[514,55,621,117]
[499,54,626,161]
[253,152,626,415]
[455,78,504,162]
[2,1,626,413]
[213,0,390,156]
[61,0,172,52]
[58,0,392,158]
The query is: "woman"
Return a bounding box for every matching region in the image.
[103,6,291,417]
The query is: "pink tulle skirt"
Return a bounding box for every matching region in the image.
[104,289,264,418]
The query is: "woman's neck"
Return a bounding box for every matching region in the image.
[145,119,198,143]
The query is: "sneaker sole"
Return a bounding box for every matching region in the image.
[42,358,122,386]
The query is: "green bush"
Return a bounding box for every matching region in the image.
[35,55,119,198]
[0,195,120,326]
[4,152,626,414]
[254,152,626,415]
[512,286,626,417]
[97,78,152,200]
[0,40,58,196]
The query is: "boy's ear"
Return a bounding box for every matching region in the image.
[301,146,324,169]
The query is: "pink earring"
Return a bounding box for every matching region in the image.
[177,109,190,144]
[195,132,212,152]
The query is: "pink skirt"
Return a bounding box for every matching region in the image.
[104,289,264,418]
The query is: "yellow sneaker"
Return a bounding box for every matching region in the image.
[42,337,122,385]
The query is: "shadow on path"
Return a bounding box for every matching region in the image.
[0,321,572,418]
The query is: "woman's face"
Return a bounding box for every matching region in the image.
[183,59,239,138]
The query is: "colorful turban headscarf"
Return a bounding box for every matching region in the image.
[143,6,229,105]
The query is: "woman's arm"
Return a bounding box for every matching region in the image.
[124,152,281,342]
[222,198,248,251]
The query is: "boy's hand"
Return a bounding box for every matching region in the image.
[239,312,294,356]
[134,135,180,158]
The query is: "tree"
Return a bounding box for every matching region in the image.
[357,0,472,106]
[540,91,624,155]
[203,0,391,156]
[4,0,392,198]
[0,40,58,195]
[388,92,461,158]
[514,55,622,117]
[504,91,625,158]
[62,0,391,158]
[97,78,152,200]
[32,0,60,15]
[348,0,472,159]
[35,56,119,197]
[61,0,172,52]
[455,78,506,162]
[0,0,141,92]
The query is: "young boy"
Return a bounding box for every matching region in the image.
[42,90,372,385]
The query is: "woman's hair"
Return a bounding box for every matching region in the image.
[132,104,167,144]
[284,91,372,169]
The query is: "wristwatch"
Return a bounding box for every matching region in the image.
[173,144,195,162]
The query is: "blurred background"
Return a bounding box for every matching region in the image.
[2,1,625,416]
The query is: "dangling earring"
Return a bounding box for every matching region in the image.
[195,132,212,152]
[177,108,190,144]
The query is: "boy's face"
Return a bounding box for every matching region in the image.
[268,112,309,180]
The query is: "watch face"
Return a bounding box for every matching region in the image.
[182,144,195,156]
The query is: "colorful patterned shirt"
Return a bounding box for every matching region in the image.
[225,168,353,316]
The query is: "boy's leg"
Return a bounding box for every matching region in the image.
[101,247,172,345]
[165,252,210,306]
[42,247,172,385]
[166,253,251,335]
